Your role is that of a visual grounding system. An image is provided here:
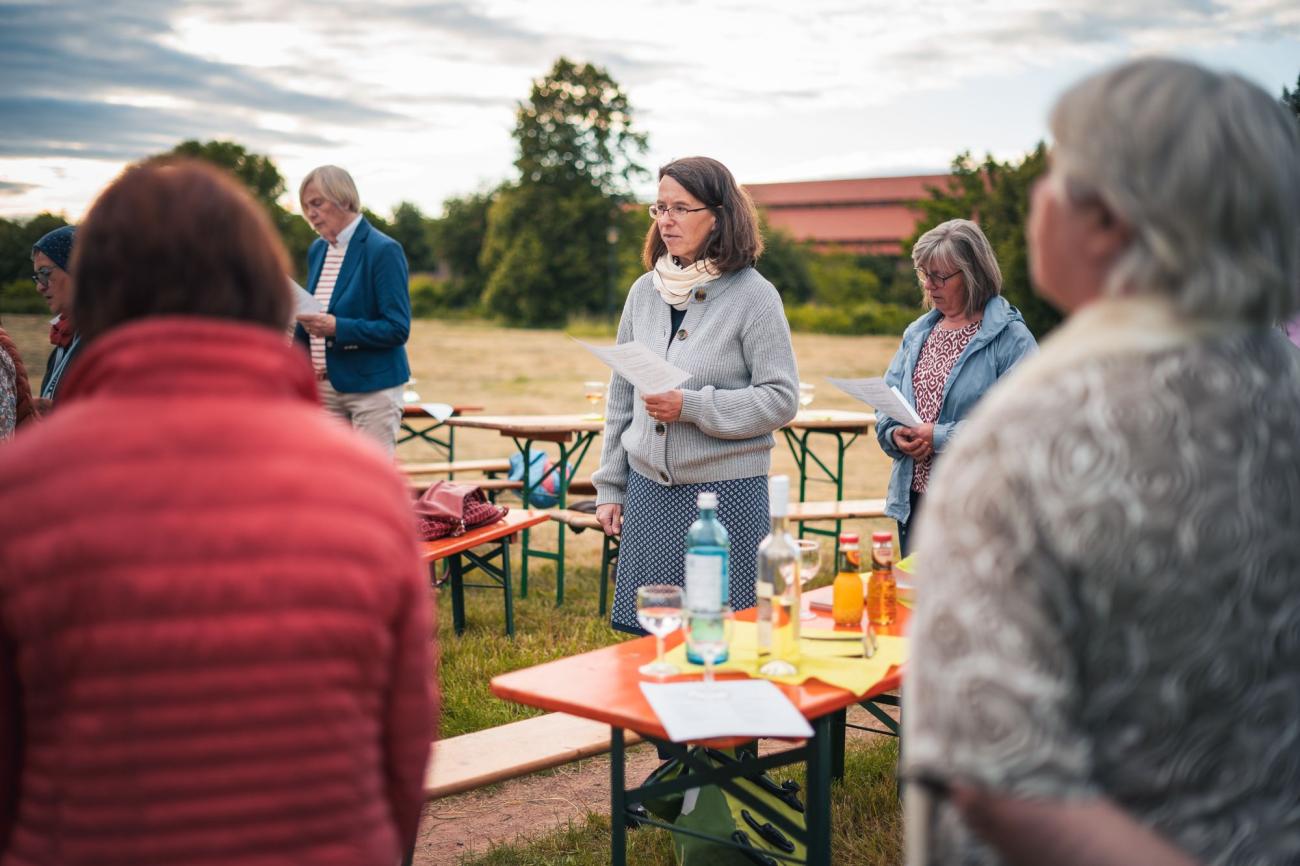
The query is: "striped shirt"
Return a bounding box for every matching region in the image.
[309,215,362,375]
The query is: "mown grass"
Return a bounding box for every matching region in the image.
[460,737,903,866]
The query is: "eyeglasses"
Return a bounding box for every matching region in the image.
[31,266,55,287]
[915,267,961,288]
[648,204,713,220]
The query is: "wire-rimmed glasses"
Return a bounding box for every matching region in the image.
[914,267,961,288]
[637,585,684,678]
[648,204,713,220]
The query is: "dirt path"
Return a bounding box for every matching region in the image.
[410,702,900,865]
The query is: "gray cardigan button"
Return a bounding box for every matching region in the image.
[677,328,688,341]
[694,290,707,301]
[659,471,669,482]
[655,423,666,434]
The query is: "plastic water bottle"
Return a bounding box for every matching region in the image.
[685,491,729,664]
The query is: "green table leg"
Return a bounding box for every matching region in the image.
[449,554,466,636]
[806,715,834,866]
[831,707,847,780]
[611,726,627,866]
[514,433,596,606]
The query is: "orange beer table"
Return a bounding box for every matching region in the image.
[491,606,907,865]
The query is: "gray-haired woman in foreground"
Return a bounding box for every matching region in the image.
[903,57,1300,866]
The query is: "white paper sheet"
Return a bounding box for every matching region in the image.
[575,339,691,394]
[640,680,814,742]
[291,279,322,315]
[417,402,455,422]
[827,377,923,426]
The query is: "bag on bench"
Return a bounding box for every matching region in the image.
[639,746,807,866]
[414,481,508,541]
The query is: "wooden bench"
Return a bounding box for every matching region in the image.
[400,458,512,477]
[422,509,551,637]
[788,498,887,522]
[425,712,643,800]
[550,507,620,616]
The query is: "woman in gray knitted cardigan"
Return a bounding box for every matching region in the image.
[592,156,800,635]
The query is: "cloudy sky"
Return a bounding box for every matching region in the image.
[2,0,1297,221]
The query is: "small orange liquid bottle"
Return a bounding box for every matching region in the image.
[831,532,865,627]
[867,531,897,625]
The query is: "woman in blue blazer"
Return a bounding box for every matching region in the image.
[294,165,411,455]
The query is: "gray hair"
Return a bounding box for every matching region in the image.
[1049,57,1300,325]
[912,218,1003,318]
[298,165,360,214]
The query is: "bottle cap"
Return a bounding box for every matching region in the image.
[839,532,859,544]
[871,531,893,542]
[697,491,718,509]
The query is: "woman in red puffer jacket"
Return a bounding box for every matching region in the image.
[0,159,436,866]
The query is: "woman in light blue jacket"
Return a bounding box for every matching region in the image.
[876,219,1037,555]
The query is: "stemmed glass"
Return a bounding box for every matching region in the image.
[583,380,607,420]
[402,378,421,405]
[798,382,815,409]
[684,606,734,699]
[794,538,821,621]
[637,585,684,678]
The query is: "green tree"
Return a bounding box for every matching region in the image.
[908,146,1062,338]
[162,139,316,276]
[0,212,72,313]
[482,58,648,326]
[1284,71,1300,120]
[756,222,816,302]
[388,202,437,273]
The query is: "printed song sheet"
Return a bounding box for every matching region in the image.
[640,680,814,742]
[828,377,923,426]
[576,339,691,394]
[291,279,322,315]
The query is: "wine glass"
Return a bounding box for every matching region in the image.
[794,538,821,621]
[583,379,607,420]
[402,378,421,405]
[798,382,815,409]
[636,584,683,678]
[685,606,734,699]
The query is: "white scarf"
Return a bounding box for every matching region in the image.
[652,255,721,310]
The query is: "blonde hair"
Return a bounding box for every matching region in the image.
[299,165,360,214]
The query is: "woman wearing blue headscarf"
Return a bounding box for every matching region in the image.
[30,225,81,411]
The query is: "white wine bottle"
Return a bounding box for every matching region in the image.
[756,475,800,676]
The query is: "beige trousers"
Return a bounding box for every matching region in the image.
[318,379,404,457]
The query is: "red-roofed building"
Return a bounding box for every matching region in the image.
[745,174,951,255]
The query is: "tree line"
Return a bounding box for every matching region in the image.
[4,65,1296,339]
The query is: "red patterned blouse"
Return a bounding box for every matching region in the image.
[911,320,980,493]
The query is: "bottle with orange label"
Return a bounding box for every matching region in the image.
[831,532,865,627]
[867,530,897,625]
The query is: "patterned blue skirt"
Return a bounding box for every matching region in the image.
[610,470,769,634]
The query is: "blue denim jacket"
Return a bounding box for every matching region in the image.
[875,296,1037,524]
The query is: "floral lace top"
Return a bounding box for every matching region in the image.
[0,346,15,439]
[910,320,979,493]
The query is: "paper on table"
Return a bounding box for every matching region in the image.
[574,339,691,395]
[291,279,322,316]
[418,403,455,422]
[640,680,814,742]
[828,377,922,426]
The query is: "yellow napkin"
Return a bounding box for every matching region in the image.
[895,553,917,574]
[666,621,907,697]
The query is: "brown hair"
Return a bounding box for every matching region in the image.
[641,156,764,273]
[73,158,291,341]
